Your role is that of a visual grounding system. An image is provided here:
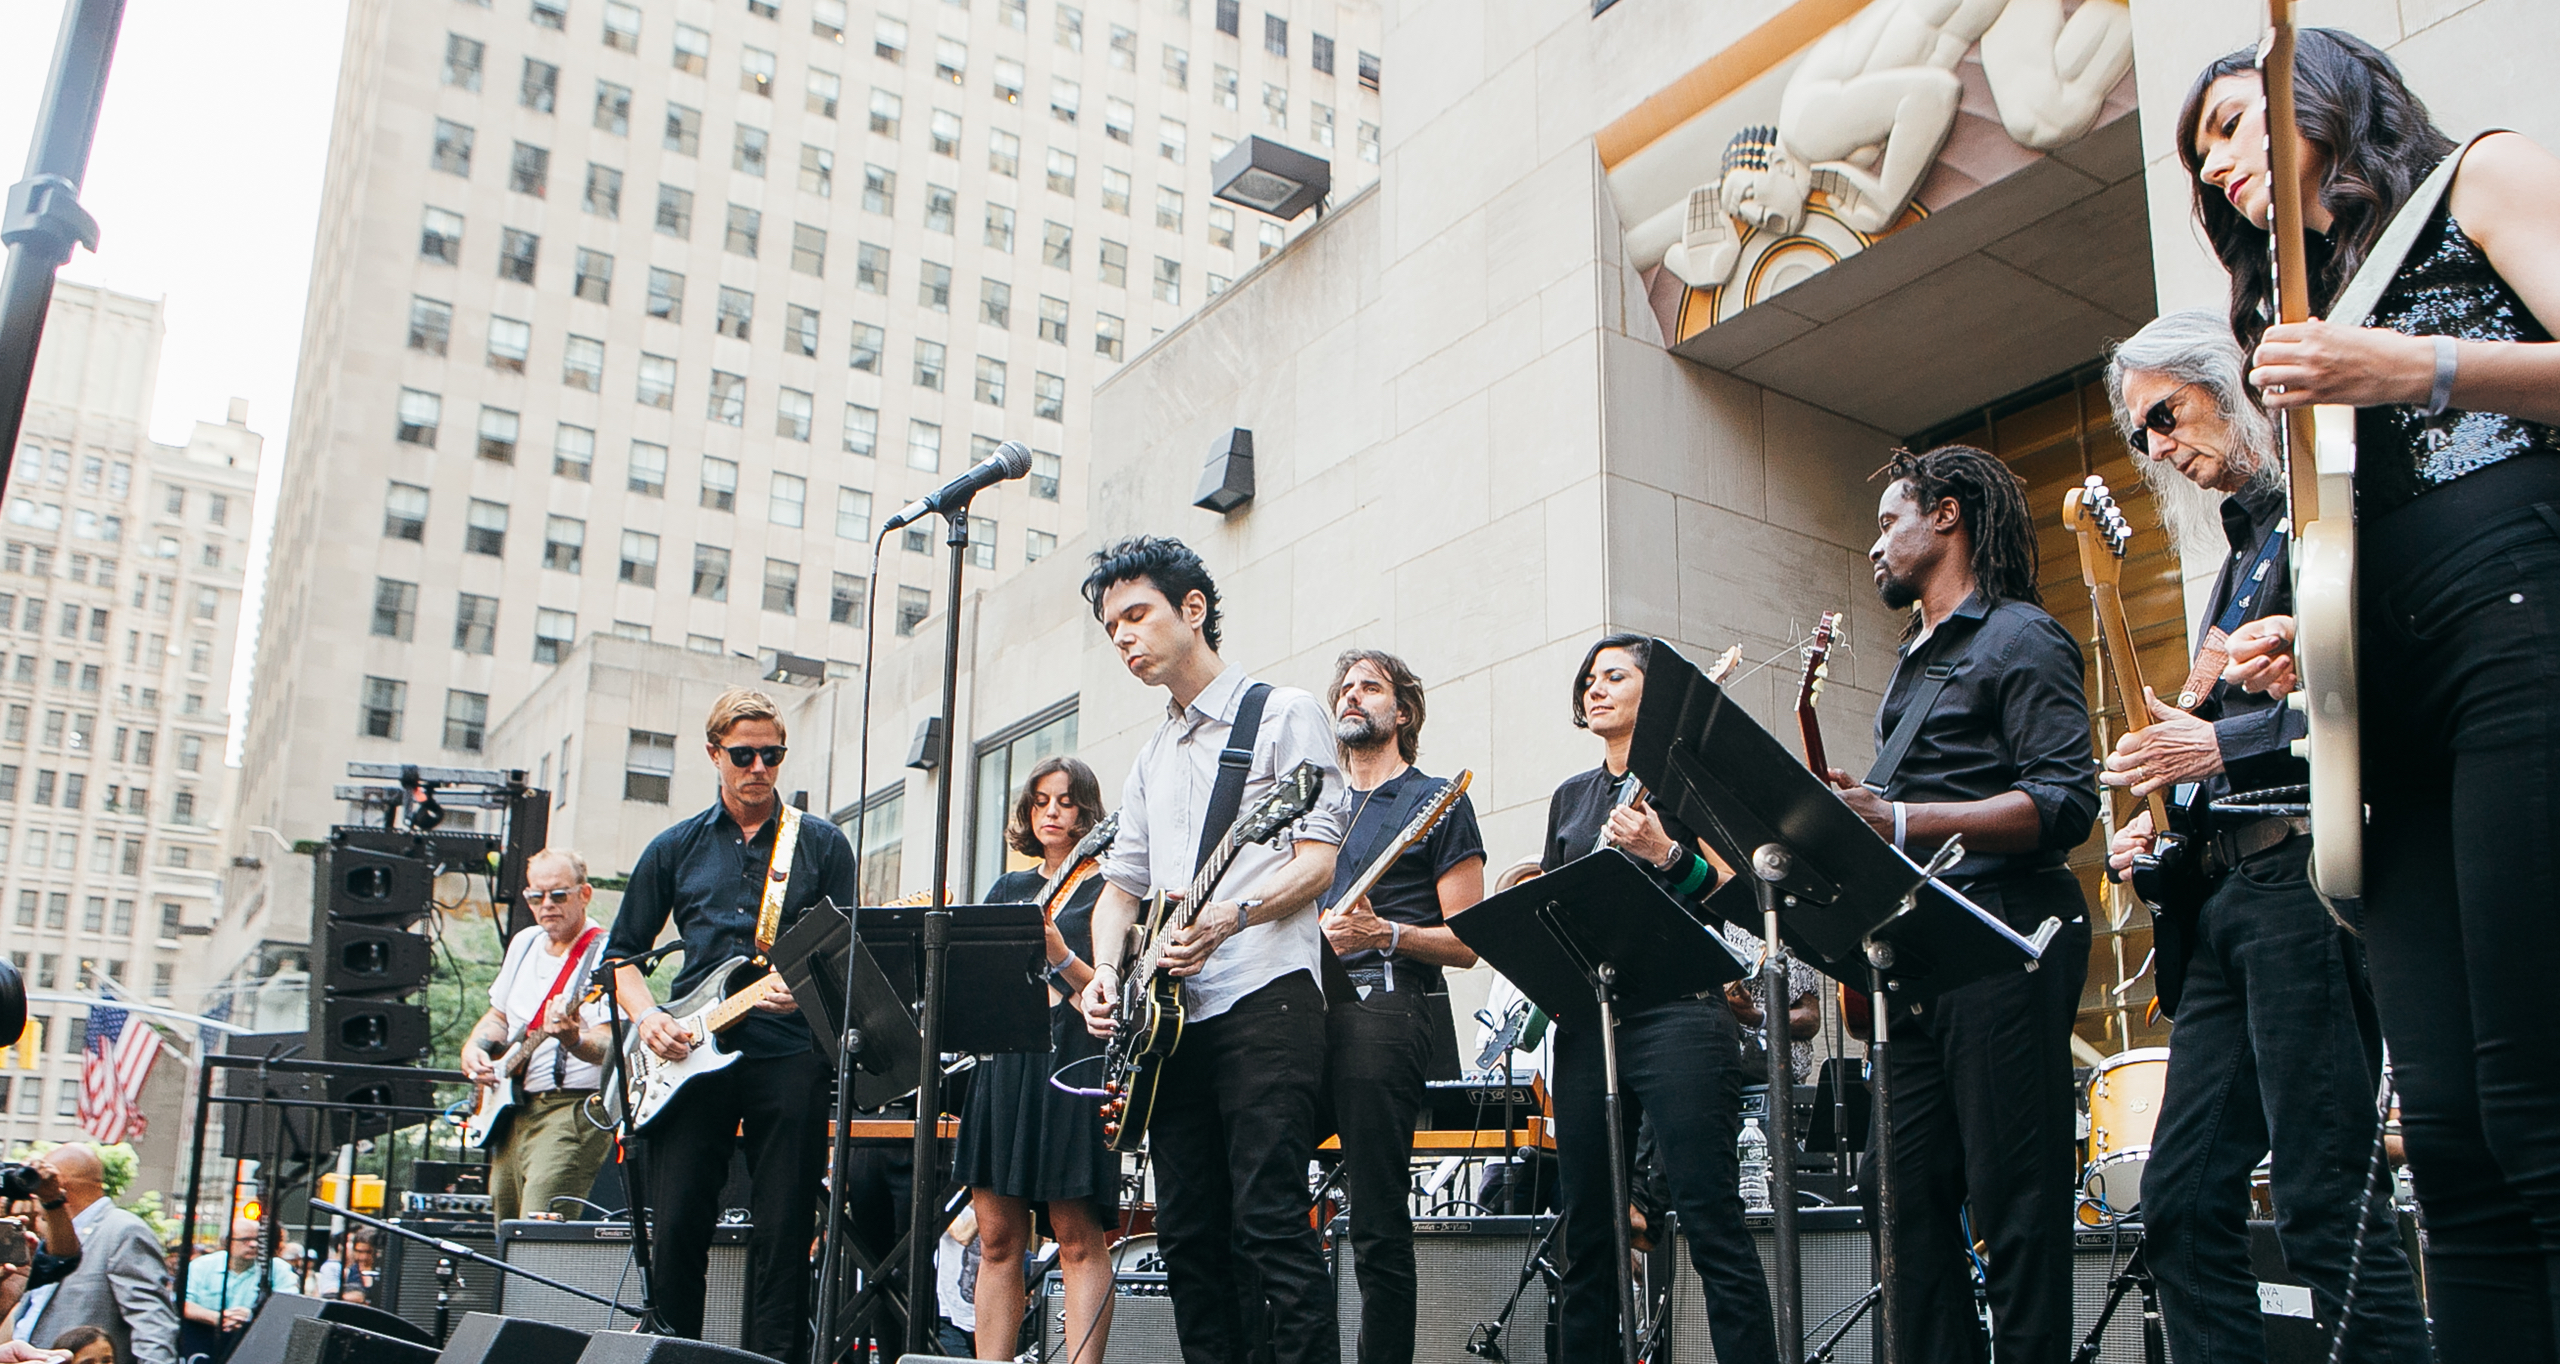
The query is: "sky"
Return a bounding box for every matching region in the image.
[1,0,351,758]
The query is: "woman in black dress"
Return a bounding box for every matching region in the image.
[955,756,1118,1361]
[1541,634,1777,1364]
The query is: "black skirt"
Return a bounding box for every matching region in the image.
[954,996,1120,1217]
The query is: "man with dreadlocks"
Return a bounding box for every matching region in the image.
[1825,444,2099,1364]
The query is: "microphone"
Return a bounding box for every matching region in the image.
[879,440,1034,531]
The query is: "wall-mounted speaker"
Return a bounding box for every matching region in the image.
[1193,428,1255,514]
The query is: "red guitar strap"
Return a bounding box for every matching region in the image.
[534,925,603,1020]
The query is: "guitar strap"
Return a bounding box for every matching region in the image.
[1335,773,1436,901]
[753,803,805,952]
[1863,662,1959,793]
[531,924,601,1090]
[1193,682,1273,875]
[2177,520,2291,707]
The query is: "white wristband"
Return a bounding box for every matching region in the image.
[1387,921,1404,957]
[2424,335,2459,416]
[1892,802,1908,851]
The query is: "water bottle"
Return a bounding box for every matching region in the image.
[1737,1116,1772,1212]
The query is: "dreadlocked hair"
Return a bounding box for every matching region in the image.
[1878,445,2042,613]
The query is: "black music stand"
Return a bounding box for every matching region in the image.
[1449,847,1749,1364]
[1627,637,2054,1364]
[770,898,923,1109]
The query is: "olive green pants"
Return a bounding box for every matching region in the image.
[490,1089,614,1222]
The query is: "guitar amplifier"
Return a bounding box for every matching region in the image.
[1039,1270,1183,1362]
[1334,1215,1556,1363]
[496,1220,750,1349]
[1666,1206,1872,1363]
[374,1221,500,1336]
[2074,1226,2151,1364]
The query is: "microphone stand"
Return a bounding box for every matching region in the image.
[597,943,687,1335]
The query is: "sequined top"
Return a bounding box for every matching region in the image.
[2354,199,2560,519]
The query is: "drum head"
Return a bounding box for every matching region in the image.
[2083,1148,2150,1222]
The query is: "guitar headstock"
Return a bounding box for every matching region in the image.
[1398,770,1473,845]
[1236,761,1326,847]
[1705,644,1744,685]
[1072,811,1122,864]
[1795,612,1842,716]
[2063,475,2132,590]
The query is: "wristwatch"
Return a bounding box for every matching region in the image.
[1235,898,1263,934]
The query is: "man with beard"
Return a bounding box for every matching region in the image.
[1825,445,2098,1364]
[2099,312,2427,1363]
[1317,650,1485,1364]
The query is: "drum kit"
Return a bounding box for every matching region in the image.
[2079,1047,2167,1226]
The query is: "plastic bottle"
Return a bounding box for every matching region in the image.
[1737,1116,1772,1212]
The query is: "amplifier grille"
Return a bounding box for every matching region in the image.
[1667,1208,1873,1364]
[1039,1272,1184,1362]
[1337,1216,1556,1364]
[376,1221,499,1337]
[497,1222,750,1349]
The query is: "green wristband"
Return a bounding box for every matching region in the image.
[1669,853,1712,898]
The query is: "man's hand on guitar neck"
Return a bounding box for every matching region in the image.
[2107,810,2154,878]
[2222,616,2298,698]
[2102,688,2223,799]
[748,974,798,1014]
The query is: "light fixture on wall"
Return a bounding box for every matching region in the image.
[764,650,827,686]
[1211,136,1331,222]
[1194,428,1255,514]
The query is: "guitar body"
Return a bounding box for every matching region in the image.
[608,956,759,1131]
[464,1065,523,1149]
[2128,790,2213,1017]
[1098,892,1187,1152]
[2294,438,2363,896]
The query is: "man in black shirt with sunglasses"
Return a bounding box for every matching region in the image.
[608,686,859,1362]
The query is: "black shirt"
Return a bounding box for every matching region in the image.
[1539,765,1720,911]
[607,800,860,1058]
[1324,767,1486,971]
[2195,480,2307,797]
[1870,593,2100,888]
[985,865,1106,966]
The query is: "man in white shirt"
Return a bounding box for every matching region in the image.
[1076,536,1347,1364]
[460,848,614,1222]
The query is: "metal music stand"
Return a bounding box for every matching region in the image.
[1627,637,2053,1364]
[1448,847,1749,1364]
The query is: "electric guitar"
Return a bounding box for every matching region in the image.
[464,955,599,1148]
[1098,761,1326,1151]
[1323,770,1475,922]
[604,956,797,1130]
[1035,812,1120,920]
[2264,1,2364,896]
[1795,613,1843,776]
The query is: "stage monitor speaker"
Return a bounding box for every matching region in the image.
[1041,1271,1180,1363]
[376,1222,499,1337]
[1667,1206,1871,1364]
[319,921,435,998]
[572,1333,771,1364]
[498,1220,750,1350]
[1334,1215,1556,1364]
[230,1294,433,1364]
[430,1312,591,1364]
[276,1316,439,1364]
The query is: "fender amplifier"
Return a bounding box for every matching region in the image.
[1334,1215,1556,1363]
[374,1221,499,1337]
[497,1220,751,1349]
[1039,1270,1183,1363]
[1666,1206,1873,1364]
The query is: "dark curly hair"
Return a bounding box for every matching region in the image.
[1005,756,1104,859]
[1081,535,1225,652]
[1569,633,1653,729]
[2176,28,2456,353]
[1876,445,2041,615]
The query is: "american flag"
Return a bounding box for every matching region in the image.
[78,1006,163,1144]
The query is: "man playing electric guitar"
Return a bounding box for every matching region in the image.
[605,686,859,1361]
[1074,536,1348,1364]
[2100,313,2427,1364]
[459,847,615,1223]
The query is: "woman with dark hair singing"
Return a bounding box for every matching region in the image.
[1537,633,1777,1364]
[2182,29,2560,1358]
[953,756,1119,1362]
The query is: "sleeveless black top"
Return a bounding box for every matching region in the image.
[2353,196,2560,519]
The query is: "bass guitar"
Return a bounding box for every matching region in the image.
[464,954,600,1148]
[2263,0,2364,896]
[1098,761,1326,1151]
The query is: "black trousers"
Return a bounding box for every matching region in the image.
[1877,894,2087,1364]
[1148,970,1338,1364]
[1327,982,1435,1364]
[2145,837,2428,1364]
[2362,496,2560,1361]
[1553,995,1777,1364]
[642,1047,830,1361]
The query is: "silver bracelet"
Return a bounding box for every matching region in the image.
[1892,802,1908,851]
[2424,335,2459,416]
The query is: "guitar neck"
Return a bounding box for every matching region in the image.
[701,972,784,1033]
[2262,6,2325,523]
[1799,709,1829,777]
[2092,580,2173,829]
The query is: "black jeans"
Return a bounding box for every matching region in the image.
[1328,982,1435,1364]
[643,1046,830,1361]
[1877,893,2087,1364]
[2145,837,2428,1364]
[1553,995,1777,1364]
[2362,496,2560,1361]
[1148,970,1338,1364]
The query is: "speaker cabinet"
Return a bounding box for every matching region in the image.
[274,1316,438,1364]
[319,835,435,925]
[1039,1271,1183,1363]
[1665,1206,1873,1364]
[227,1294,431,1364]
[429,1312,590,1364]
[498,1220,752,1350]
[572,1334,774,1364]
[318,921,435,998]
[1334,1215,1557,1364]
[374,1221,498,1337]
[316,998,431,1062]
[2073,1228,2153,1364]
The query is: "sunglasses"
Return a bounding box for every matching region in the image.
[722,744,788,769]
[2128,385,2198,455]
[521,887,581,905]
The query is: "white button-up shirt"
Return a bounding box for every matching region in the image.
[1100,664,1347,1022]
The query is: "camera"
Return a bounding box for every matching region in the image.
[0,1163,43,1200]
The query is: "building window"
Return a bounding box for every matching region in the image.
[1215,0,1239,35]
[830,571,865,624]
[925,184,956,234]
[837,486,872,538]
[533,609,576,664]
[1214,66,1238,110]
[1358,49,1381,91]
[478,406,521,462]
[384,482,428,540]
[936,36,967,83]
[1312,32,1335,75]
[1046,147,1076,196]
[981,278,1012,327]
[716,286,754,340]
[785,303,821,355]
[563,335,605,391]
[360,677,405,740]
[1042,221,1072,270]
[656,183,694,236]
[407,296,452,354]
[742,46,777,95]
[908,420,942,471]
[763,559,800,613]
[584,163,624,217]
[975,356,1007,406]
[487,315,531,371]
[1033,373,1065,422]
[1096,313,1124,360]
[432,119,475,175]
[708,371,746,425]
[1262,83,1287,129]
[993,54,1024,103]
[799,143,834,196]
[849,323,884,372]
[602,0,641,51]
[1055,3,1083,50]
[444,690,489,751]
[673,22,709,73]
[395,389,441,445]
[629,441,669,495]
[465,500,508,556]
[520,58,559,111]
[692,544,731,600]
[1026,528,1056,561]
[989,128,1020,177]
[624,730,675,802]
[1208,204,1236,249]
[1038,296,1068,344]
[769,471,808,526]
[1101,167,1131,214]
[1311,103,1334,147]
[1156,186,1184,232]
[812,0,845,38]
[1259,220,1285,259]
[701,456,739,511]
[967,703,1080,892]
[619,530,659,585]
[913,340,947,391]
[733,124,769,176]
[421,206,464,262]
[869,87,902,138]
[1357,120,1380,164]
[843,405,878,456]
[725,203,762,256]
[637,354,677,408]
[498,227,539,281]
[1098,240,1128,287]
[777,388,814,440]
[856,242,890,292]
[1108,23,1137,69]
[1104,98,1136,146]
[371,579,418,640]
[1165,43,1189,88]
[1032,449,1062,499]
[874,12,907,62]
[930,109,961,156]
[896,585,931,636]
[664,104,702,155]
[1153,257,1182,305]
[544,515,584,572]
[920,261,952,311]
[555,424,595,479]
[856,784,904,899]
[594,80,633,136]
[984,204,1015,253]
[574,247,613,302]
[862,163,895,215]
[647,267,685,320]
[453,591,499,655]
[510,141,551,196]
[792,222,827,275]
[967,514,997,570]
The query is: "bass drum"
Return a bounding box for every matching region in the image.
[2080,1048,2169,1222]
[1110,1233,1163,1275]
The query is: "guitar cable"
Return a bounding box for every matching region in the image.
[2326,1069,2399,1364]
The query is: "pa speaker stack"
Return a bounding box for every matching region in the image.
[308,828,439,1139]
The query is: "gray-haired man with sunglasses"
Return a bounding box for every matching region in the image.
[461,847,616,1223]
